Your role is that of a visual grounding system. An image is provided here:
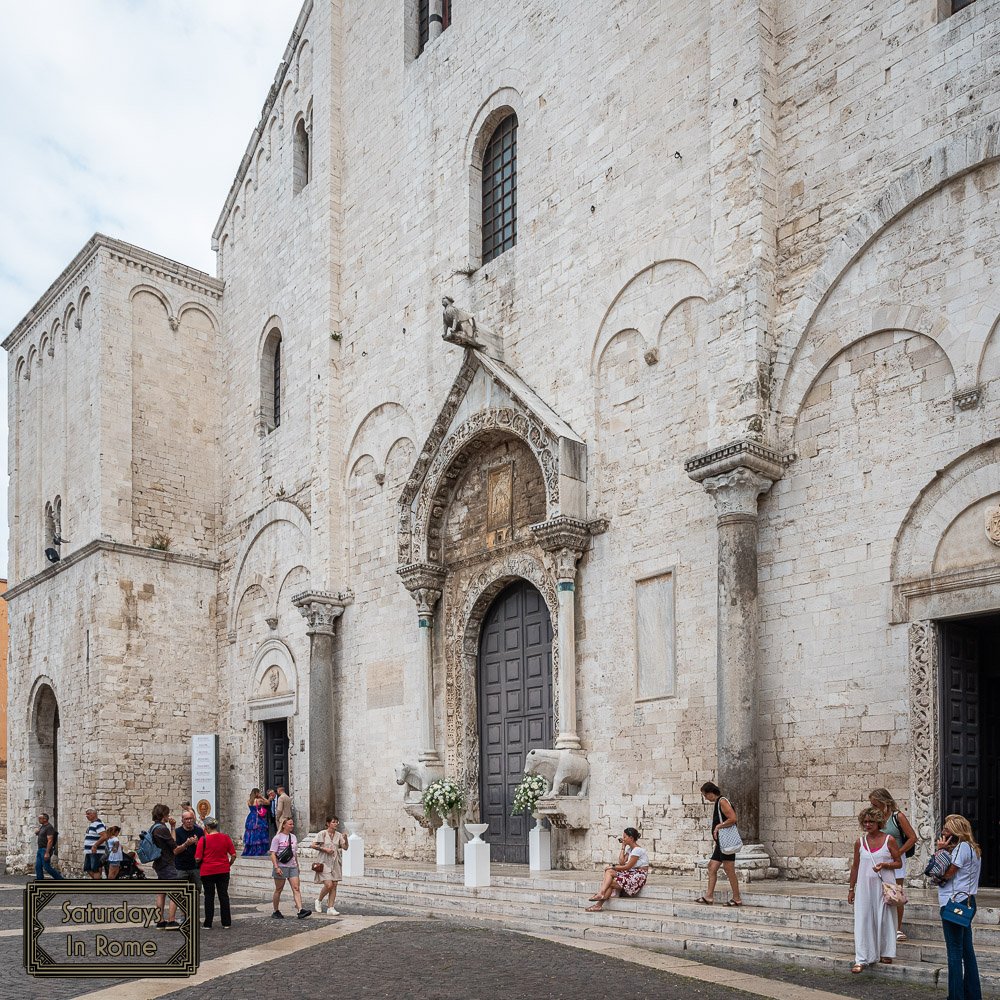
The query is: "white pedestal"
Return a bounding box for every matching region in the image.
[529,821,551,872]
[342,832,365,878]
[464,823,490,888]
[436,824,457,866]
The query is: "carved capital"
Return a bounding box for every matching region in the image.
[701,467,774,520]
[291,589,353,636]
[412,587,443,619]
[684,438,785,484]
[168,315,180,332]
[398,561,447,593]
[953,386,982,411]
[530,516,591,583]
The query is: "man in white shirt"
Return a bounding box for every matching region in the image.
[83,808,108,879]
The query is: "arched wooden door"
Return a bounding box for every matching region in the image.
[478,579,553,863]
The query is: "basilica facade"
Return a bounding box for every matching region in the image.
[5,1,1000,880]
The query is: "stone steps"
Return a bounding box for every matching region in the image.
[230,859,1000,989]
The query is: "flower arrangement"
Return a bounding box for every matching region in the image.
[511,773,549,816]
[421,778,466,822]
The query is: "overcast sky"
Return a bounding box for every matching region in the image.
[0,0,303,577]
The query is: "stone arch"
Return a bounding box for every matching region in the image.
[786,315,957,430]
[15,356,25,382]
[892,439,1000,585]
[296,37,312,92]
[414,413,557,565]
[26,346,38,377]
[28,677,60,822]
[590,260,711,374]
[38,333,50,362]
[444,553,559,814]
[236,580,270,635]
[227,500,311,639]
[973,285,1000,384]
[777,121,1000,419]
[248,638,298,721]
[128,283,173,317]
[275,564,310,622]
[345,401,416,487]
[177,302,220,333]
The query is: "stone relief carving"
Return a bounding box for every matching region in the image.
[908,620,939,879]
[408,408,560,564]
[702,467,775,519]
[985,505,1000,547]
[441,296,486,350]
[291,590,353,635]
[444,553,559,820]
[395,761,442,828]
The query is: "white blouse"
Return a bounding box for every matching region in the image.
[626,845,649,869]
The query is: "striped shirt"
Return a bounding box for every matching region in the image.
[84,819,107,855]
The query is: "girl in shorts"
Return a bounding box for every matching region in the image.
[269,818,311,919]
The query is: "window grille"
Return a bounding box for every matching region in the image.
[481,113,517,264]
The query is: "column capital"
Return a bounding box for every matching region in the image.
[398,561,447,593]
[702,467,775,520]
[291,589,352,636]
[684,438,785,484]
[530,516,593,583]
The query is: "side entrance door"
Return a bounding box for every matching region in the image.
[478,580,553,864]
[264,718,290,798]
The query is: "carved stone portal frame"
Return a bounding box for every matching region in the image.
[444,553,559,822]
[907,620,940,877]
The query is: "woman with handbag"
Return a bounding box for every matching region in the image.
[936,814,982,1000]
[584,827,649,911]
[311,815,348,915]
[869,787,918,941]
[694,781,744,906]
[269,818,311,919]
[848,806,902,973]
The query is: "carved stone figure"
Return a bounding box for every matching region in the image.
[524,747,590,798]
[441,296,485,350]
[985,504,1000,546]
[394,761,436,803]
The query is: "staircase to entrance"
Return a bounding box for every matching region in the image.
[231,857,1000,990]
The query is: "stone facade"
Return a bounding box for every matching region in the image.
[5,1,1000,877]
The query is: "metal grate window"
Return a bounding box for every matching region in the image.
[481,113,517,264]
[273,338,281,428]
[418,0,452,57]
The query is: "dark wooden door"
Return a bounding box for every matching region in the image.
[941,622,980,828]
[478,580,553,863]
[264,719,289,795]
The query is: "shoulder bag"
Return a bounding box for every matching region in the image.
[717,800,743,854]
[923,847,953,886]
[276,836,294,865]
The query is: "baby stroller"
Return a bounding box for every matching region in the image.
[114,852,147,880]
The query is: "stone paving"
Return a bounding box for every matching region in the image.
[2,876,998,1000]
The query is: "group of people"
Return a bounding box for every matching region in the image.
[34,806,145,882]
[242,786,293,856]
[584,782,984,1000]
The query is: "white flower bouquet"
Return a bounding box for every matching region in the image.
[511,773,548,815]
[421,777,466,822]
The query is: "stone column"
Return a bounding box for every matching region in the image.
[686,441,782,848]
[292,590,352,832]
[429,0,445,40]
[399,563,447,768]
[531,517,592,751]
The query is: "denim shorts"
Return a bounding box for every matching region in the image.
[83,853,105,873]
[273,864,299,881]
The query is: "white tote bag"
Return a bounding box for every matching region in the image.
[717,799,743,854]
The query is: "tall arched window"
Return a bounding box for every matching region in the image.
[293,118,310,195]
[481,112,517,264]
[261,327,282,433]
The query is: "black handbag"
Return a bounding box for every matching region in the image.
[276,837,294,864]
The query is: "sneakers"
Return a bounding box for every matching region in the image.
[296,908,312,919]
[164,921,181,930]
[155,920,168,930]
[270,910,283,919]
[326,907,340,915]
[313,898,323,913]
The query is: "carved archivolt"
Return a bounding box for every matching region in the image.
[444,552,559,820]
[401,407,560,566]
[908,620,940,878]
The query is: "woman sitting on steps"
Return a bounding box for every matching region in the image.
[585,827,648,912]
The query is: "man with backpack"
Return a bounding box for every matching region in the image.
[34,813,63,880]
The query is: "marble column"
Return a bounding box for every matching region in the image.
[531,517,591,751]
[292,590,352,832]
[686,441,782,844]
[399,563,447,768]
[429,0,445,40]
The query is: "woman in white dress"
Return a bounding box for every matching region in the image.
[848,806,903,973]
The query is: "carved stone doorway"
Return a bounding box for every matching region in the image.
[264,719,290,799]
[939,614,1000,886]
[478,579,553,863]
[30,683,60,828]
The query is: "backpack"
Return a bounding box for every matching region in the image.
[137,823,163,863]
[892,812,917,859]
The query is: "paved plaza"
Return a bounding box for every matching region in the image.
[1,877,991,1000]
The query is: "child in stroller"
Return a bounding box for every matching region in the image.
[103,827,146,880]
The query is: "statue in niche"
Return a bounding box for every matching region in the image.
[441,296,485,350]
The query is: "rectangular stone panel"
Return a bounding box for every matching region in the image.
[635,571,676,700]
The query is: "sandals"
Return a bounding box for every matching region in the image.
[879,958,893,965]
[851,964,864,974]
[725,899,744,907]
[585,903,604,912]
[694,896,714,905]
[896,931,907,941]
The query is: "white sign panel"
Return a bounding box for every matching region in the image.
[191,734,218,823]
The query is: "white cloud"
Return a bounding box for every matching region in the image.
[0,0,304,576]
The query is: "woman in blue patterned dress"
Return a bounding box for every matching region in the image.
[242,789,271,857]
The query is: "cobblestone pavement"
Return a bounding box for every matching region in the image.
[1,877,996,1000]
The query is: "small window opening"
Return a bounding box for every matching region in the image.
[418,0,452,56]
[293,119,310,194]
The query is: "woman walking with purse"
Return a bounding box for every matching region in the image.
[848,806,902,973]
[936,814,982,1000]
[269,818,311,919]
[311,815,348,915]
[694,781,743,906]
[869,787,917,940]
